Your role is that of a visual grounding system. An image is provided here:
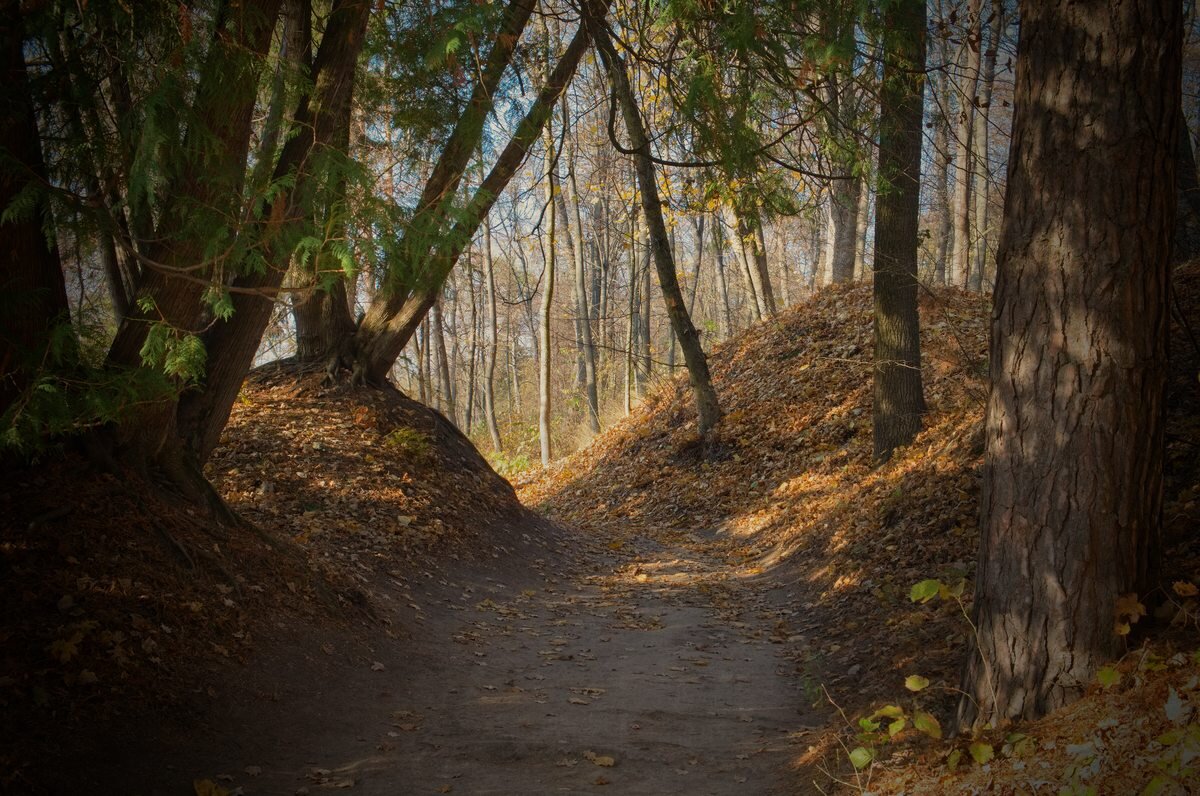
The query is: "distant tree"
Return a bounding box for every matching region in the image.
[582,0,722,437]
[871,0,927,462]
[957,0,1180,729]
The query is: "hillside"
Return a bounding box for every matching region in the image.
[522,278,1200,793]
[0,365,564,793]
[3,277,1197,794]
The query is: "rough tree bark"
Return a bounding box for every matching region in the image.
[872,0,927,463]
[957,0,1179,730]
[583,0,721,436]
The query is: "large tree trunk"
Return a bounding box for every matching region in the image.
[949,0,982,289]
[872,0,927,463]
[97,0,284,485]
[106,0,283,373]
[957,0,1179,731]
[175,0,369,465]
[584,0,721,435]
[0,0,72,419]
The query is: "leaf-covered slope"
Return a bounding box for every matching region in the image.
[521,279,1200,793]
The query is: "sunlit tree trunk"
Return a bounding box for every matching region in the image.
[538,102,556,466]
[562,105,600,433]
[714,215,734,339]
[482,218,503,452]
[353,0,535,385]
[584,0,721,435]
[949,0,982,289]
[968,0,1002,292]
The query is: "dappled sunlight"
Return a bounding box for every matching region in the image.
[521,282,991,788]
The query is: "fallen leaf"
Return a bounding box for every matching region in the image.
[904,674,930,692]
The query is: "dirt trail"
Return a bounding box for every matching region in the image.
[141,526,823,796]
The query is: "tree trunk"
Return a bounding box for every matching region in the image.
[827,172,861,283]
[418,318,430,404]
[352,14,591,384]
[561,104,600,433]
[957,0,1179,731]
[931,0,955,284]
[464,247,478,436]
[176,0,369,465]
[538,73,557,466]
[949,0,982,289]
[483,218,503,452]
[352,0,536,384]
[584,0,721,435]
[106,0,284,373]
[431,298,455,424]
[1175,117,1200,262]
[636,219,652,396]
[687,215,705,315]
[731,207,764,321]
[872,0,927,463]
[714,214,734,339]
[968,0,1002,292]
[625,206,638,415]
[0,0,72,418]
[853,176,870,281]
[752,217,777,314]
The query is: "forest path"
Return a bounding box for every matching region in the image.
[195,528,823,795]
[365,531,817,795]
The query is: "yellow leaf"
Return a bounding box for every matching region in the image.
[968,742,994,765]
[905,674,930,692]
[913,710,942,739]
[194,780,230,796]
[1115,592,1146,620]
[1173,581,1198,597]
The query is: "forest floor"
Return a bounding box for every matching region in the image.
[4,277,1200,794]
